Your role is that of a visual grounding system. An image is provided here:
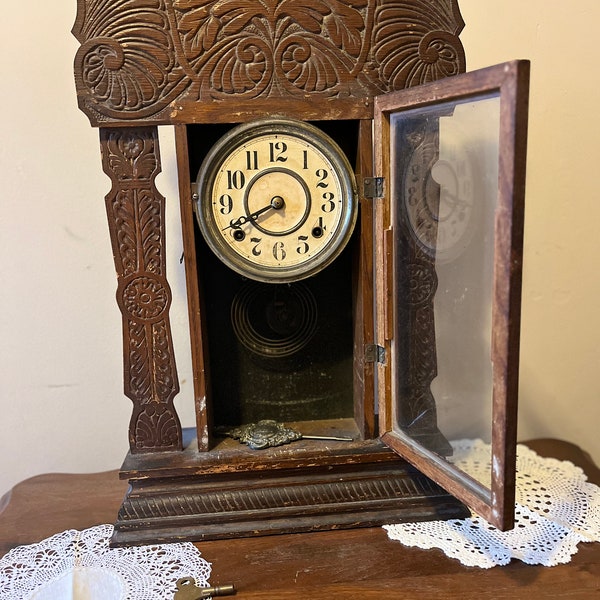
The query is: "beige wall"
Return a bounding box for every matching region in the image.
[1,2,598,498]
[0,4,198,498]
[459,0,600,460]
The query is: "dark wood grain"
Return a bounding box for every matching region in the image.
[1,441,598,599]
[0,470,128,557]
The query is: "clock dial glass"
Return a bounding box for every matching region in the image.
[195,119,357,283]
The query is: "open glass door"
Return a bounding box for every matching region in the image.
[374,60,530,529]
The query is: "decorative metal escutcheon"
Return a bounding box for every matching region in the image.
[219,420,303,450]
[174,577,236,599]
[218,419,353,450]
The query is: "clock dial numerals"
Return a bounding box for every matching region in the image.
[212,136,341,268]
[195,119,356,283]
[218,194,233,214]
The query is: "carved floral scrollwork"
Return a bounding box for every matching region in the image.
[101,127,182,453]
[73,0,465,123]
[73,0,185,120]
[399,262,438,306]
[371,0,465,90]
[134,398,182,450]
[173,0,369,98]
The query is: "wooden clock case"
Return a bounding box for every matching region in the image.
[72,0,527,545]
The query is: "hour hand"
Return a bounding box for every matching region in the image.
[223,196,284,231]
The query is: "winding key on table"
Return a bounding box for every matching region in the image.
[174,577,236,599]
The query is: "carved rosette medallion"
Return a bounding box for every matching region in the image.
[101,127,182,453]
[119,274,170,323]
[73,0,465,124]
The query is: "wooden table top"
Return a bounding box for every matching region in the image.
[1,439,599,599]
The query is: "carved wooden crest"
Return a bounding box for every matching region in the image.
[73,0,465,125]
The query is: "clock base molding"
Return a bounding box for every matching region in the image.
[110,460,469,546]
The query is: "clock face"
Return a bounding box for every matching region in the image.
[194,118,357,283]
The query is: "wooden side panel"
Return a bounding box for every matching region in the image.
[174,125,212,451]
[72,0,465,126]
[353,120,376,438]
[101,126,183,453]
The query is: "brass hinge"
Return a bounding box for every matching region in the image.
[365,344,386,364]
[362,177,385,199]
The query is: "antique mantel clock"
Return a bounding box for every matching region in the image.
[72,0,529,545]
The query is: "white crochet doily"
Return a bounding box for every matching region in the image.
[384,441,600,568]
[0,524,211,599]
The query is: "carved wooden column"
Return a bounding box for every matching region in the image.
[100,126,182,453]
